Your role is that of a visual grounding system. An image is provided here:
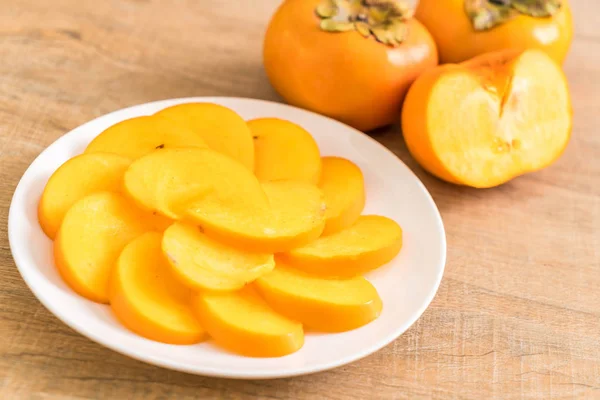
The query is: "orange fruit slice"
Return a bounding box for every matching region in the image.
[318,156,365,236]
[192,287,304,357]
[402,48,572,188]
[38,152,131,239]
[54,192,157,303]
[110,232,205,344]
[155,103,254,170]
[186,180,326,253]
[281,215,402,278]
[123,148,267,219]
[255,263,382,332]
[248,118,321,184]
[162,222,274,291]
[85,115,207,159]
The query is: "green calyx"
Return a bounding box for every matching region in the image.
[315,0,412,46]
[465,0,562,31]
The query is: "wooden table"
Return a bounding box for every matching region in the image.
[1,1,599,398]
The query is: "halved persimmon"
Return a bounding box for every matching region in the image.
[402,48,572,188]
[263,0,438,131]
[155,103,255,170]
[110,232,205,344]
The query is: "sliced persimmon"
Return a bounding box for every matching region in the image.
[318,156,365,236]
[38,152,131,239]
[54,192,156,303]
[280,215,402,278]
[255,263,382,332]
[186,180,325,253]
[402,48,572,188]
[85,115,207,159]
[248,118,321,184]
[155,103,254,170]
[110,232,205,344]
[162,222,274,291]
[191,287,304,357]
[124,148,268,220]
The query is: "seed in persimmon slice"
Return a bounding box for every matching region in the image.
[110,232,205,344]
[318,156,365,236]
[255,263,382,332]
[162,222,274,291]
[248,118,321,184]
[85,115,207,159]
[402,48,572,188]
[38,152,131,239]
[280,215,402,278]
[54,192,157,303]
[155,103,255,171]
[191,286,304,357]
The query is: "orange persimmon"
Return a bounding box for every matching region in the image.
[263,0,438,131]
[155,103,255,171]
[415,0,573,64]
[401,48,572,188]
[192,287,304,357]
[255,263,382,332]
[110,232,206,344]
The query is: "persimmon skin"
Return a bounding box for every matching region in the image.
[263,0,438,132]
[415,0,573,64]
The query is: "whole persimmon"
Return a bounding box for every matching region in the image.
[415,0,573,64]
[263,0,438,131]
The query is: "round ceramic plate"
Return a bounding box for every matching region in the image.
[8,97,446,379]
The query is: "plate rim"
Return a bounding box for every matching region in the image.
[8,96,446,379]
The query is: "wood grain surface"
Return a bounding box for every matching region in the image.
[1,0,599,398]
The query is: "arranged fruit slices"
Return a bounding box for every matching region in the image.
[155,103,255,171]
[111,232,206,344]
[249,118,321,184]
[38,102,404,358]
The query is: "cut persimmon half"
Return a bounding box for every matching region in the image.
[38,152,131,239]
[162,222,274,291]
[280,215,402,278]
[255,263,382,332]
[402,48,572,188]
[85,115,207,159]
[192,287,304,357]
[155,103,255,171]
[110,232,205,344]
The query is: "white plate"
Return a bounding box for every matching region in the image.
[8,97,446,379]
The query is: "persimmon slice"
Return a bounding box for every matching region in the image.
[155,103,254,170]
[186,181,326,253]
[38,152,131,239]
[255,263,382,332]
[85,115,207,159]
[162,222,274,291]
[318,156,365,236]
[281,215,402,277]
[192,287,304,357]
[248,118,321,184]
[54,192,154,303]
[110,232,205,344]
